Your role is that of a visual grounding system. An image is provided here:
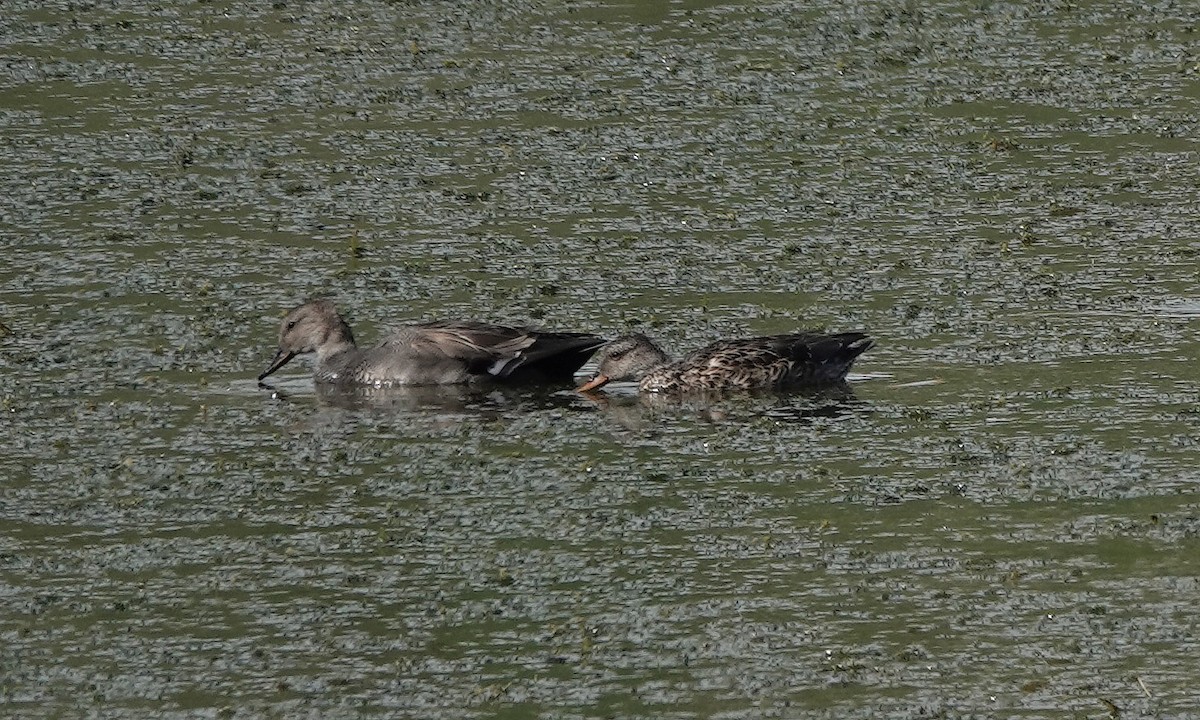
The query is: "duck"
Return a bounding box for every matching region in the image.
[576,331,874,393]
[259,299,606,386]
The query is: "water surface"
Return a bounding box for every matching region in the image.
[3,0,1199,717]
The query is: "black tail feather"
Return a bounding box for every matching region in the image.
[492,333,607,381]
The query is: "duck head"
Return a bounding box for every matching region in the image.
[258,299,356,381]
[576,333,670,392]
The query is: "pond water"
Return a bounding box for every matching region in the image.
[3,0,1200,717]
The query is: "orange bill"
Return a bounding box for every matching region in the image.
[576,374,611,393]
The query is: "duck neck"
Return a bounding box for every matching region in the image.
[315,317,358,366]
[637,344,674,379]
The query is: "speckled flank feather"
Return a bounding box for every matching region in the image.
[259,300,606,386]
[581,331,874,393]
[644,333,873,392]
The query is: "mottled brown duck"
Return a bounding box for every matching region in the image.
[577,331,873,393]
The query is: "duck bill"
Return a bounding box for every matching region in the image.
[576,373,611,393]
[258,348,296,381]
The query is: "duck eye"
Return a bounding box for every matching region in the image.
[285,321,297,331]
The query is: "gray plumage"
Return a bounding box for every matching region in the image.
[259,300,606,386]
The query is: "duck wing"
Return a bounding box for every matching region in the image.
[769,332,874,385]
[386,321,606,382]
[671,332,874,389]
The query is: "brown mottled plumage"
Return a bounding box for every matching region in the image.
[259,300,606,386]
[577,331,874,394]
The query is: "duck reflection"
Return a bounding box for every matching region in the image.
[260,375,583,415]
[577,382,868,428]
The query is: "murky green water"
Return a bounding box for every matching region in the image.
[3,0,1200,716]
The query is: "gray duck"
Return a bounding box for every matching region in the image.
[259,299,606,386]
